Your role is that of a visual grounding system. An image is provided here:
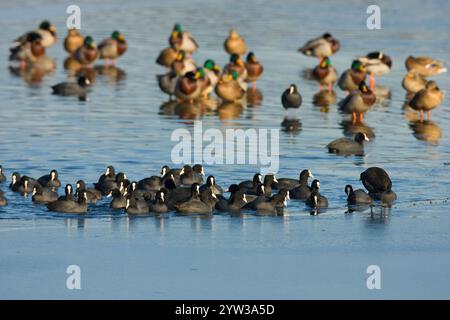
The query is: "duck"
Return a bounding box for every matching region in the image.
[254,192,287,214]
[171,50,197,76]
[243,184,267,210]
[327,132,369,156]
[338,60,367,93]
[47,190,88,214]
[157,71,178,99]
[360,167,395,201]
[180,165,203,185]
[409,80,444,121]
[149,190,168,214]
[15,176,40,195]
[339,81,376,123]
[298,33,340,59]
[224,29,247,56]
[58,184,74,201]
[51,76,91,100]
[37,169,61,189]
[216,188,247,214]
[312,57,338,91]
[402,70,427,94]
[0,165,6,183]
[12,20,57,49]
[281,84,302,113]
[174,183,214,214]
[203,59,221,89]
[9,32,46,67]
[31,185,58,204]
[238,173,262,190]
[64,28,84,55]
[405,56,447,77]
[9,172,21,191]
[200,175,223,195]
[94,165,118,195]
[245,52,263,88]
[357,52,392,89]
[305,180,328,208]
[169,24,198,54]
[156,47,179,68]
[196,67,214,98]
[76,180,102,202]
[74,36,99,65]
[289,170,315,200]
[215,184,240,211]
[161,165,182,185]
[275,169,310,190]
[175,70,202,103]
[0,190,7,206]
[246,174,278,196]
[98,30,127,64]
[108,188,127,209]
[215,71,245,102]
[125,194,150,215]
[224,54,248,83]
[344,185,372,205]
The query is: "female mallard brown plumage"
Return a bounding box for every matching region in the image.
[357,51,392,89]
[215,71,245,102]
[175,70,202,103]
[339,81,376,123]
[338,60,366,93]
[298,33,340,59]
[98,31,127,64]
[224,29,247,56]
[169,24,198,54]
[312,57,338,91]
[245,52,264,88]
[405,56,447,77]
[156,47,179,68]
[74,36,99,65]
[402,70,427,94]
[64,28,84,55]
[409,80,444,121]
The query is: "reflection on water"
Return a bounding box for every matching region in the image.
[246,87,263,108]
[312,89,337,109]
[409,120,442,144]
[340,119,376,139]
[281,117,302,135]
[9,58,56,85]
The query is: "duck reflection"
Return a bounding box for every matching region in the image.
[75,66,98,84]
[313,89,337,109]
[198,96,220,113]
[409,120,442,144]
[246,87,263,108]
[217,101,244,120]
[63,56,83,74]
[281,117,302,135]
[94,64,127,84]
[9,57,56,85]
[340,119,375,139]
[372,85,391,104]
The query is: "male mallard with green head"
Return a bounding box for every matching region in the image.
[357,51,392,89]
[215,71,245,102]
[12,20,57,49]
[338,60,366,93]
[312,57,338,91]
[98,30,127,65]
[171,50,197,76]
[339,81,376,123]
[175,69,203,103]
[169,24,198,55]
[74,36,99,65]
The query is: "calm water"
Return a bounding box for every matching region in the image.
[1,0,450,299]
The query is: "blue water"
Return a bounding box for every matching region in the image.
[0,0,450,299]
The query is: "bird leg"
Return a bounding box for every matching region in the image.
[252,81,257,89]
[359,113,364,123]
[328,84,333,92]
[419,110,424,122]
[427,111,431,121]
[369,72,375,90]
[352,112,357,124]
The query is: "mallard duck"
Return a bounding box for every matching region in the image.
[281,84,302,113]
[169,24,198,54]
[402,70,426,94]
[405,56,447,76]
[215,71,245,102]
[171,50,196,76]
[157,72,178,99]
[224,29,247,56]
[312,57,338,91]
[409,80,444,121]
[298,33,340,59]
[224,53,248,82]
[12,20,57,49]
[339,81,376,123]
[195,67,213,98]
[64,28,84,55]
[9,32,46,67]
[174,70,202,103]
[74,36,99,65]
[357,51,392,89]
[245,52,264,88]
[98,31,127,64]
[156,47,178,68]
[203,59,221,88]
[338,60,366,93]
